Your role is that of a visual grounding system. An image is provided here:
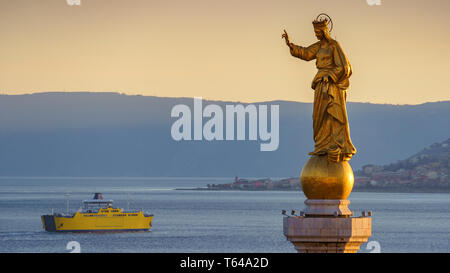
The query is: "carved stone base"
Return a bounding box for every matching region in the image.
[283,199,372,253]
[304,199,353,217]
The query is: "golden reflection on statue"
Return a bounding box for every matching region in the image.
[282,14,356,163]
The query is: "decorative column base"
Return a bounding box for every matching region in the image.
[283,199,372,253]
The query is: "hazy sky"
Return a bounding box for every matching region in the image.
[1,0,449,104]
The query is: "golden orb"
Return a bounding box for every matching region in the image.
[300,155,354,200]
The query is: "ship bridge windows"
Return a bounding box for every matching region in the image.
[83,200,113,211]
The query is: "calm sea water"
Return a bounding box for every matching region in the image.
[0,177,449,253]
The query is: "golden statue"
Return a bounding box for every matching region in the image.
[283,14,355,199]
[281,16,372,251]
[282,14,356,163]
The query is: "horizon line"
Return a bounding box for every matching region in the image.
[1,91,449,106]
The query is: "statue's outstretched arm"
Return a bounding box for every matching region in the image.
[289,42,320,61]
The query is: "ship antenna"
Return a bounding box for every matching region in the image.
[64,192,70,214]
[127,193,130,210]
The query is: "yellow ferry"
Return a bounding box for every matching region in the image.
[41,193,153,232]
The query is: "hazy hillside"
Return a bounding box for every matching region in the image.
[355,138,450,189]
[1,92,450,177]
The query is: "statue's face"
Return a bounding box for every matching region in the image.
[314,29,324,40]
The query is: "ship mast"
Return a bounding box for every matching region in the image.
[64,193,70,214]
[127,193,130,210]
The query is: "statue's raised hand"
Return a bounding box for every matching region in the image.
[282,30,290,47]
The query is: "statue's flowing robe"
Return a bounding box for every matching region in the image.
[290,40,356,162]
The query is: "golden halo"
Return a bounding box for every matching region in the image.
[315,13,333,33]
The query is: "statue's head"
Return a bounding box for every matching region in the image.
[313,14,332,42]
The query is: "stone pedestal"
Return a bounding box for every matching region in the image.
[283,199,371,253]
[303,199,353,217]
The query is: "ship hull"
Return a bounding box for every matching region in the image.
[41,212,153,232]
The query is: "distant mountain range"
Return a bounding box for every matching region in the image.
[1,92,450,177]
